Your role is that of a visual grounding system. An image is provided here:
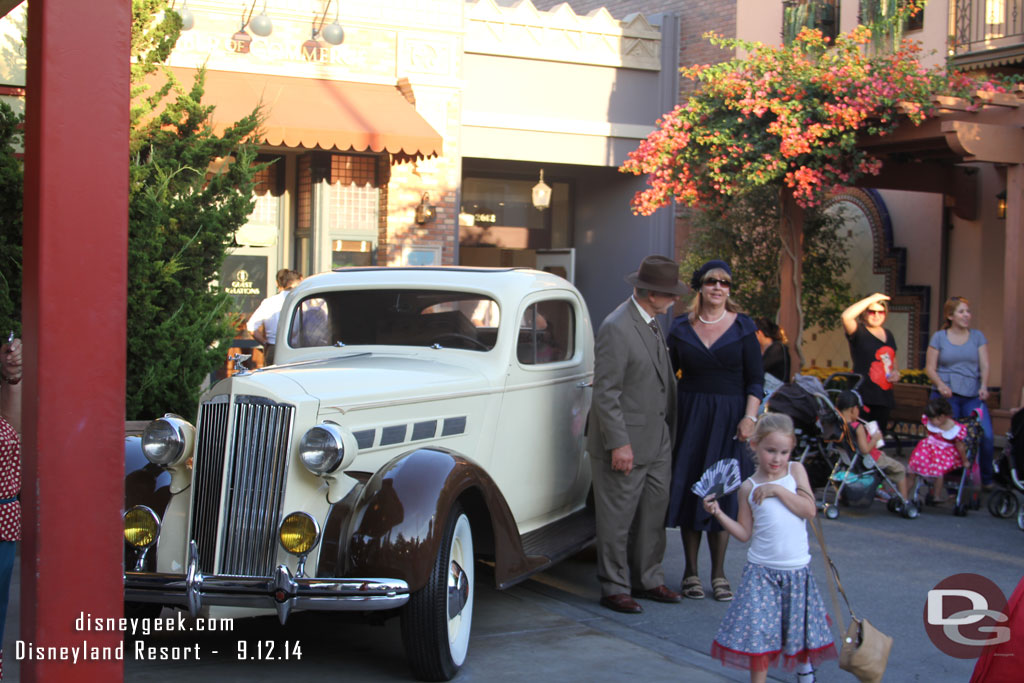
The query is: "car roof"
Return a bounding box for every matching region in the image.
[290,267,577,302]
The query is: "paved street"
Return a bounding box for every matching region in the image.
[4,489,1023,681]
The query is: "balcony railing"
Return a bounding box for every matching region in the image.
[950,0,1024,66]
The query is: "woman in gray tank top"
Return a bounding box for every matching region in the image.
[924,296,994,487]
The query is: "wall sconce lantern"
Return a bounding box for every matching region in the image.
[303,0,345,58]
[997,190,1007,220]
[232,0,274,53]
[172,0,194,31]
[532,169,552,211]
[415,193,436,224]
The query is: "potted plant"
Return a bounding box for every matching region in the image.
[892,369,930,424]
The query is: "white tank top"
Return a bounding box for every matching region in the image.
[746,463,811,570]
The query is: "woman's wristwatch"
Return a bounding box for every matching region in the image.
[741,414,758,424]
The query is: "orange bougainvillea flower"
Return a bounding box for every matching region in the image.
[622,13,1005,215]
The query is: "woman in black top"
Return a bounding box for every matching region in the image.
[840,293,899,432]
[754,317,791,382]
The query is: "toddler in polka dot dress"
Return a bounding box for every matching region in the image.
[908,397,968,504]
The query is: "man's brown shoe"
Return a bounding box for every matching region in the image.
[632,585,683,603]
[600,593,643,613]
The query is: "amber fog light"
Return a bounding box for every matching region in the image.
[279,512,320,556]
[124,506,160,548]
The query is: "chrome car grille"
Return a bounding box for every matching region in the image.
[190,395,295,576]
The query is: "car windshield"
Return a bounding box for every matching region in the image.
[287,289,501,351]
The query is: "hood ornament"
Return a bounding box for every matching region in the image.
[229,353,252,376]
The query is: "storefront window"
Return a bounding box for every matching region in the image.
[327,155,379,268]
[295,152,382,273]
[460,176,571,250]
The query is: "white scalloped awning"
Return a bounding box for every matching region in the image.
[167,67,442,158]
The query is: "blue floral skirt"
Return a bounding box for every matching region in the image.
[711,562,837,672]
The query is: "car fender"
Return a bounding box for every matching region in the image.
[319,447,545,593]
[124,435,173,570]
[124,436,172,519]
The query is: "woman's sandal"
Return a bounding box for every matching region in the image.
[711,577,733,602]
[680,576,705,600]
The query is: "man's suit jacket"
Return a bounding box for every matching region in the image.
[587,298,677,465]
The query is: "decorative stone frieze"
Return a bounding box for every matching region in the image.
[466,0,661,70]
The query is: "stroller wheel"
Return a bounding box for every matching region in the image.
[987,490,1020,519]
[1018,507,1024,531]
[954,502,968,517]
[887,497,903,514]
[902,502,920,519]
[824,504,840,520]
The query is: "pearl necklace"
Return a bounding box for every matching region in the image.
[698,310,727,325]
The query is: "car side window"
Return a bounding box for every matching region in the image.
[289,297,331,347]
[517,300,574,365]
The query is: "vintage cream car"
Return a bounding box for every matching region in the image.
[123,267,596,680]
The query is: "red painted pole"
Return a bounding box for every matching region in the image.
[22,1,129,680]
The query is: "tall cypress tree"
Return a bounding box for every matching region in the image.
[127,0,261,419]
[0,100,22,339]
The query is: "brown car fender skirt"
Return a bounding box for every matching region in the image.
[322,447,544,593]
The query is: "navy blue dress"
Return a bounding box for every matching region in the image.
[666,313,764,532]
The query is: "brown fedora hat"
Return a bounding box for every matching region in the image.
[624,255,688,295]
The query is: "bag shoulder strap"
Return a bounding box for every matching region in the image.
[810,517,856,634]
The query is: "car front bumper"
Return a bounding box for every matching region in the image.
[124,541,409,623]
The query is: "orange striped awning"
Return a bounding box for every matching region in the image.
[166,67,442,158]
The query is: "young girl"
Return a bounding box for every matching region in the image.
[703,413,836,683]
[908,397,968,504]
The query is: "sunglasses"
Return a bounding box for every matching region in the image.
[702,278,732,288]
[866,308,886,315]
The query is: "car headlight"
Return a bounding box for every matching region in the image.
[298,423,355,474]
[141,415,194,467]
[279,512,321,556]
[123,506,160,549]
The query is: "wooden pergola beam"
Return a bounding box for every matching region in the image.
[942,121,1024,163]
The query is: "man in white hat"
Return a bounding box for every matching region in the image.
[587,254,687,613]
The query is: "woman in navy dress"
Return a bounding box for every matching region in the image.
[667,260,764,602]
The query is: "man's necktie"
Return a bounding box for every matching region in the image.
[648,319,661,338]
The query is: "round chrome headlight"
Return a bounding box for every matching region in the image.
[124,506,160,549]
[279,512,321,556]
[141,415,194,467]
[298,424,349,474]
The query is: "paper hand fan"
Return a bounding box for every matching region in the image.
[691,459,742,499]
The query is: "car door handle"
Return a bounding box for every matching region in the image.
[576,380,593,388]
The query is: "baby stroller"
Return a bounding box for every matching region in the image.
[764,374,846,491]
[909,408,984,517]
[988,408,1024,525]
[818,410,920,520]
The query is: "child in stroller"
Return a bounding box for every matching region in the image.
[907,397,983,516]
[828,390,918,519]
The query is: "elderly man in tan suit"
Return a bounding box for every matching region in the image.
[587,254,687,613]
